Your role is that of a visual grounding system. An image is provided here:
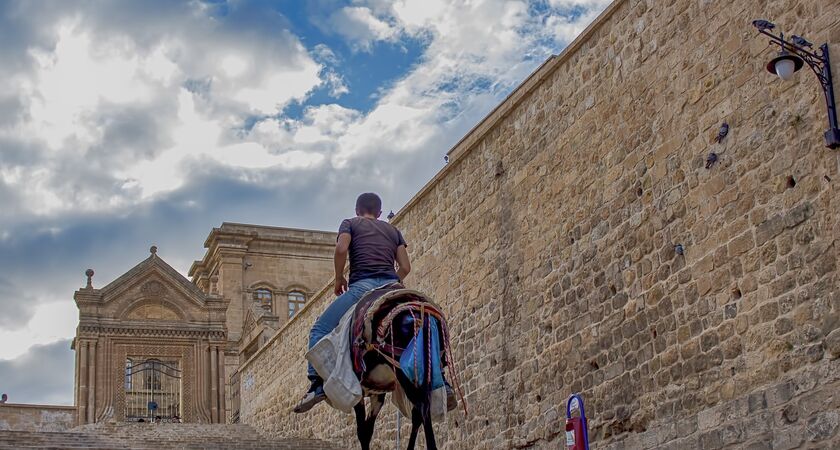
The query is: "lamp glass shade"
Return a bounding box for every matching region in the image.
[774,58,796,81]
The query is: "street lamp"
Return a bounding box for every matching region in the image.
[753,19,840,149]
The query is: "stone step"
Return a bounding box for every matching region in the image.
[0,424,340,450]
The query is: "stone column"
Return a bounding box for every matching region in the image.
[219,252,245,342]
[217,346,226,423]
[77,340,88,425]
[87,340,96,423]
[210,345,218,423]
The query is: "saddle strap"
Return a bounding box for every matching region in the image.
[368,343,402,369]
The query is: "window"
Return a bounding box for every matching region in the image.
[288,291,305,318]
[125,359,133,390]
[253,288,273,310]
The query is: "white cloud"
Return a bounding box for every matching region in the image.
[327,6,400,51]
[3,4,330,211]
[285,0,610,169]
[0,301,77,360]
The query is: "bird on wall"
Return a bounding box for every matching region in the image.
[752,19,775,31]
[387,210,396,220]
[791,35,813,48]
[705,152,718,169]
[714,122,729,143]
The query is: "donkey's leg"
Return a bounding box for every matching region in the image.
[353,400,370,450]
[361,394,386,446]
[406,406,423,450]
[419,396,437,450]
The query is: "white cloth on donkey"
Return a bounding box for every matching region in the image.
[305,305,447,420]
[306,306,361,413]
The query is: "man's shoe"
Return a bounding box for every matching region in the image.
[293,385,326,414]
[445,382,457,412]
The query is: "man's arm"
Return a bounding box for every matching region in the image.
[334,233,351,295]
[395,244,411,282]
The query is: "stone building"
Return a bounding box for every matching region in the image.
[73,247,229,425]
[72,223,336,425]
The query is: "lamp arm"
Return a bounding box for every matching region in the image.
[757,28,821,60]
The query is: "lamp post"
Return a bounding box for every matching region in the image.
[753,19,840,149]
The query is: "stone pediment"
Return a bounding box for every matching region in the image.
[75,250,226,324]
[97,253,207,309]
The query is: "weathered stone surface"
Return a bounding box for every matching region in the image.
[0,404,76,432]
[0,423,339,449]
[238,0,840,448]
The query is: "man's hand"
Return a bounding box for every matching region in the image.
[396,245,411,282]
[334,275,348,296]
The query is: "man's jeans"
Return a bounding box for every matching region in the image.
[307,276,399,381]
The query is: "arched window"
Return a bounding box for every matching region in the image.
[253,288,273,310]
[288,291,305,318]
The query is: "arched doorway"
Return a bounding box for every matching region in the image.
[124,358,182,421]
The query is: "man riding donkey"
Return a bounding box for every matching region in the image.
[294,193,463,449]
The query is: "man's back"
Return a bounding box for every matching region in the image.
[339,216,406,284]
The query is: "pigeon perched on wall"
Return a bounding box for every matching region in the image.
[444,155,449,163]
[752,19,775,31]
[791,35,813,48]
[387,210,395,220]
[714,122,729,143]
[705,152,718,169]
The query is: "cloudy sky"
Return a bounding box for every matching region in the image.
[0,0,609,405]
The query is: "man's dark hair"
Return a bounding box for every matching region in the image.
[355,192,382,215]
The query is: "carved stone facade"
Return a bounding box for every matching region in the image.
[73,249,229,425]
[73,223,336,425]
[188,223,336,422]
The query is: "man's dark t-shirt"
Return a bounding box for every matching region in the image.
[338,217,407,284]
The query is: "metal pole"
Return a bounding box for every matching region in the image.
[395,409,401,449]
[820,43,840,148]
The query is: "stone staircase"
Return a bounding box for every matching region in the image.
[0,423,340,449]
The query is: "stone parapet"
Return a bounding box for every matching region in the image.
[0,403,76,432]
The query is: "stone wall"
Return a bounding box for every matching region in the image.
[0,403,76,432]
[240,0,840,448]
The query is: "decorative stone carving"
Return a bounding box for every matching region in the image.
[124,303,180,321]
[140,280,167,297]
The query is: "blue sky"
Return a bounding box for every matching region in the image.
[0,0,610,404]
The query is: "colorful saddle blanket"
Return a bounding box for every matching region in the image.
[349,283,446,385]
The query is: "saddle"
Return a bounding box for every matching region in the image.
[349,283,447,379]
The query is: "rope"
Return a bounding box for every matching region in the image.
[366,297,469,416]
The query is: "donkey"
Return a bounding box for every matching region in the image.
[353,310,444,450]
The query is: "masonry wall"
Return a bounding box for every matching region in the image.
[0,404,76,432]
[240,0,840,448]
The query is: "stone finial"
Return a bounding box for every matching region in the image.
[85,269,94,289]
[150,245,158,256]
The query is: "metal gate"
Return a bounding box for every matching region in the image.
[124,358,182,421]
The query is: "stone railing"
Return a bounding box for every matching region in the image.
[0,403,77,432]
